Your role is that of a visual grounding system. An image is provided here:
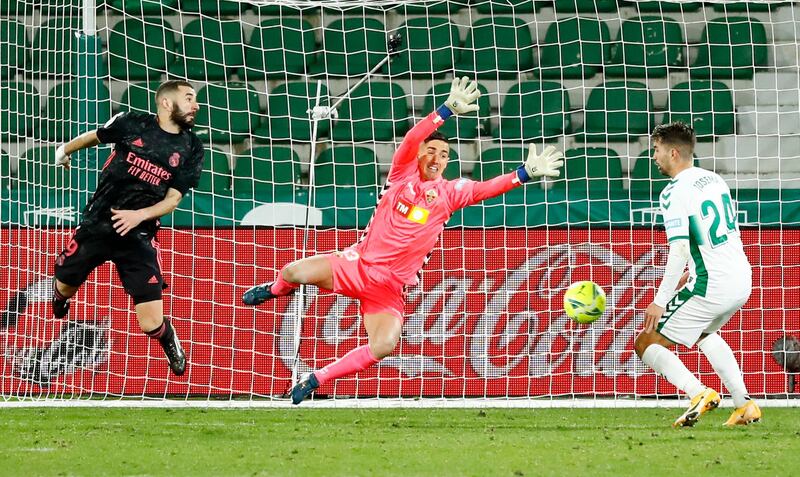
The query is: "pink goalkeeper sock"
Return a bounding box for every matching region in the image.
[271,267,300,296]
[315,345,380,386]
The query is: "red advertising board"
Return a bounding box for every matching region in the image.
[1,228,797,398]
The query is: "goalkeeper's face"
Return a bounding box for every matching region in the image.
[417,139,450,181]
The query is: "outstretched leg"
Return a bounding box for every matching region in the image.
[242,255,334,305]
[698,333,761,426]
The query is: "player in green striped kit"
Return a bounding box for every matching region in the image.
[634,122,761,428]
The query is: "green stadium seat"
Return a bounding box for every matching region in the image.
[254,81,331,142]
[626,1,701,12]
[315,146,380,189]
[194,82,260,144]
[664,80,735,141]
[315,186,378,228]
[18,147,70,189]
[690,17,768,80]
[386,17,460,78]
[197,148,231,194]
[712,2,789,12]
[442,148,462,181]
[31,18,80,76]
[180,0,245,15]
[0,0,33,14]
[108,17,177,80]
[554,0,617,13]
[539,18,612,80]
[475,0,545,14]
[0,148,11,190]
[402,0,465,13]
[458,17,535,79]
[0,82,38,140]
[233,146,301,201]
[107,0,178,14]
[629,149,671,197]
[0,19,29,80]
[41,80,111,142]
[315,18,387,77]
[605,16,685,79]
[119,81,160,114]
[581,81,654,142]
[494,81,571,141]
[473,147,526,181]
[251,4,316,15]
[240,18,316,81]
[422,81,491,140]
[550,148,623,197]
[170,18,245,81]
[331,82,409,142]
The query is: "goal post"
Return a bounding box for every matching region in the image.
[1,0,799,405]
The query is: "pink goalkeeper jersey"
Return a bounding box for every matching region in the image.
[351,111,523,286]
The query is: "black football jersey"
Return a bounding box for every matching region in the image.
[83,111,204,235]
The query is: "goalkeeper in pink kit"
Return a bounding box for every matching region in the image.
[242,77,564,404]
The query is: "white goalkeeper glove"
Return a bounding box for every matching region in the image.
[516,144,564,183]
[55,144,71,169]
[438,76,481,119]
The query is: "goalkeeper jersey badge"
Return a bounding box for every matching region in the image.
[425,188,438,204]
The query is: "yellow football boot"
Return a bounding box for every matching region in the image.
[673,388,721,428]
[724,400,762,427]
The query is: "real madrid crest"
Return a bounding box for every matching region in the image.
[425,188,438,204]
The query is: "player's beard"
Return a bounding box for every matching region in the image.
[171,104,195,129]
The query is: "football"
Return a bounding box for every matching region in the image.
[563,281,606,324]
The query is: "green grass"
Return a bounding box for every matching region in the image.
[0,407,797,476]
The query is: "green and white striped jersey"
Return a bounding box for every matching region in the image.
[659,167,751,296]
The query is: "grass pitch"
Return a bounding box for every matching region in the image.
[0,407,797,477]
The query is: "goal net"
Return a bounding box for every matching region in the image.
[1,0,799,405]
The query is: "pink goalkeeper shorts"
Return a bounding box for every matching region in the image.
[326,249,406,321]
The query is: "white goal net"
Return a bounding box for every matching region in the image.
[1,0,799,405]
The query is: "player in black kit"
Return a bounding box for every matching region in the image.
[51,80,204,376]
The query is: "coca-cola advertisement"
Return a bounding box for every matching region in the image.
[1,228,797,398]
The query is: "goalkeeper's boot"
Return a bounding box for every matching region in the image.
[724,400,761,427]
[673,388,721,428]
[159,324,186,376]
[52,297,70,318]
[290,373,319,405]
[242,282,278,306]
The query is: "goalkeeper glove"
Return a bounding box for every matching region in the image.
[516,144,564,183]
[55,144,71,169]
[437,76,481,120]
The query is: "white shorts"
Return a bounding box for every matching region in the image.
[657,287,750,347]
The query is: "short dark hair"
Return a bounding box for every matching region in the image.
[651,121,696,159]
[156,80,194,99]
[424,131,448,144]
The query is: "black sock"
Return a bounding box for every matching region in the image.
[145,319,174,344]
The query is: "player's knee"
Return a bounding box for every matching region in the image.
[281,263,304,284]
[369,336,398,359]
[634,333,652,358]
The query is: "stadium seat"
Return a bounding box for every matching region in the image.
[0,82,38,140]
[31,18,80,76]
[626,1,701,12]
[233,146,301,201]
[475,0,545,14]
[0,19,29,79]
[494,81,571,141]
[554,0,618,13]
[18,147,70,189]
[119,81,160,114]
[664,81,735,141]
[550,148,623,197]
[315,18,387,77]
[180,0,244,15]
[422,81,491,140]
[240,18,316,81]
[473,147,526,181]
[250,4,316,15]
[605,16,685,79]
[331,82,409,142]
[0,0,33,14]
[194,82,260,144]
[458,17,535,79]
[42,80,112,142]
[581,81,654,142]
[387,17,460,78]
[315,146,380,189]
[108,17,177,80]
[197,148,231,194]
[315,186,378,228]
[402,0,465,13]
[690,17,768,80]
[539,18,613,80]
[0,148,11,190]
[254,81,331,142]
[712,2,789,12]
[170,18,245,81]
[629,150,670,197]
[107,0,178,14]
